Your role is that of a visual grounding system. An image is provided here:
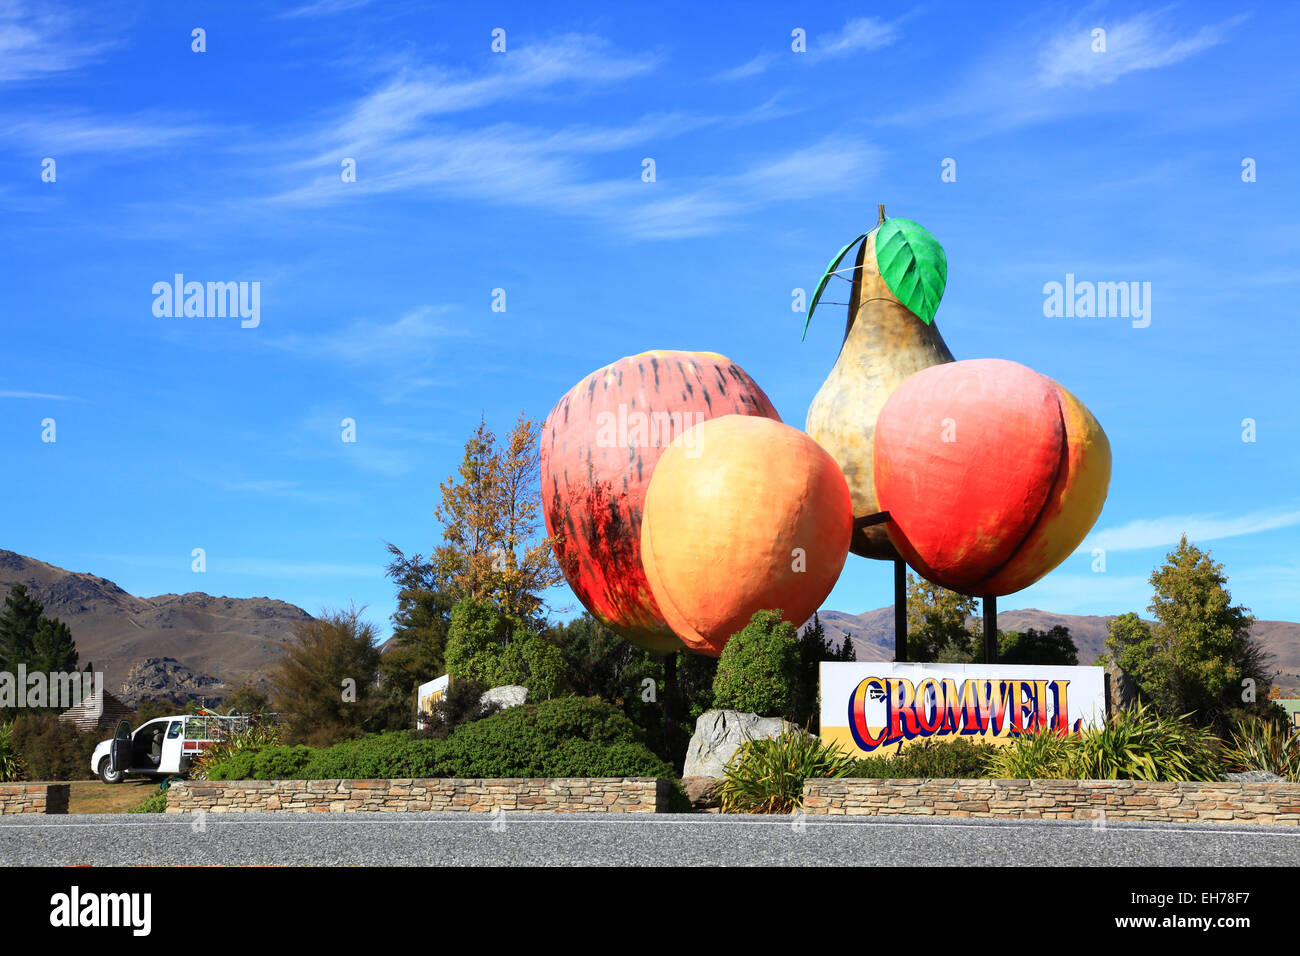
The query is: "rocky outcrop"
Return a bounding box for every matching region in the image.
[480,685,529,711]
[683,710,801,778]
[120,657,225,706]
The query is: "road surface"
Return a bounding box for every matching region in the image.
[2,812,1296,866]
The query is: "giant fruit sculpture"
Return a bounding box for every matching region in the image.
[804,212,954,560]
[540,350,781,654]
[640,415,853,657]
[873,358,1111,596]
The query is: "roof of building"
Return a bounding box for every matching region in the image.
[57,690,134,731]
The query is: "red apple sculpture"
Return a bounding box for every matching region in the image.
[872,358,1110,596]
[540,350,781,653]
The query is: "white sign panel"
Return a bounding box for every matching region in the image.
[820,661,1106,758]
[415,674,451,729]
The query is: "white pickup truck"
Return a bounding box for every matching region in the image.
[91,713,257,784]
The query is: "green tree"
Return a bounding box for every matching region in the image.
[0,586,79,713]
[546,613,657,705]
[377,545,457,727]
[30,616,79,674]
[221,684,272,716]
[269,607,385,747]
[999,626,1079,666]
[0,585,47,671]
[428,415,561,626]
[443,597,566,699]
[712,610,800,718]
[793,613,854,730]
[1106,537,1269,728]
[906,574,978,662]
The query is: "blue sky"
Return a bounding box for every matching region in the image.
[3,0,1298,642]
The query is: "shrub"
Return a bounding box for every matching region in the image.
[717,731,856,814]
[129,784,169,813]
[215,745,316,781]
[190,715,282,780]
[0,720,23,782]
[983,702,1224,782]
[712,610,800,718]
[1072,702,1222,781]
[200,697,674,784]
[418,679,499,740]
[1222,716,1300,782]
[8,713,98,780]
[444,598,567,700]
[304,735,447,780]
[980,728,1080,780]
[851,738,997,779]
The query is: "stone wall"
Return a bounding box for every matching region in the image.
[803,778,1300,826]
[0,783,69,814]
[166,777,669,813]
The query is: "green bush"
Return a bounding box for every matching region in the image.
[0,720,23,782]
[717,731,856,814]
[418,679,499,739]
[129,784,169,813]
[980,728,1079,780]
[202,697,674,783]
[304,735,447,780]
[444,598,567,699]
[190,715,283,780]
[8,713,98,780]
[712,610,800,718]
[1221,716,1300,782]
[984,702,1224,781]
[851,738,997,779]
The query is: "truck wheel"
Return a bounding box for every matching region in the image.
[98,757,124,785]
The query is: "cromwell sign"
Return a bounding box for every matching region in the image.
[820,662,1106,758]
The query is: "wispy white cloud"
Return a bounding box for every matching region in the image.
[1083,508,1300,553]
[276,0,373,18]
[0,389,75,400]
[267,38,878,240]
[263,304,467,364]
[885,8,1245,132]
[822,16,900,57]
[715,16,901,81]
[2,112,208,153]
[1038,9,1248,89]
[0,1,115,83]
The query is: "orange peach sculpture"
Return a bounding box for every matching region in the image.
[639,415,853,656]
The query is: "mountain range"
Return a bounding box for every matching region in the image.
[1,549,1297,703]
[0,550,312,704]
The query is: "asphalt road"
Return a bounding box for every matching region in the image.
[2,813,1297,866]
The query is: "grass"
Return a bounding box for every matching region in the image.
[21,778,162,814]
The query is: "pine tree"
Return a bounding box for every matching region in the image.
[0,585,78,675]
[1106,536,1269,728]
[0,585,43,670]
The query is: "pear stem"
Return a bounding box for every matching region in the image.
[877,203,886,224]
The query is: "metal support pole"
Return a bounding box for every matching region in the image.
[983,595,998,664]
[894,559,907,662]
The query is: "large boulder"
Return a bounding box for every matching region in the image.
[1103,660,1137,719]
[683,709,799,778]
[480,685,529,711]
